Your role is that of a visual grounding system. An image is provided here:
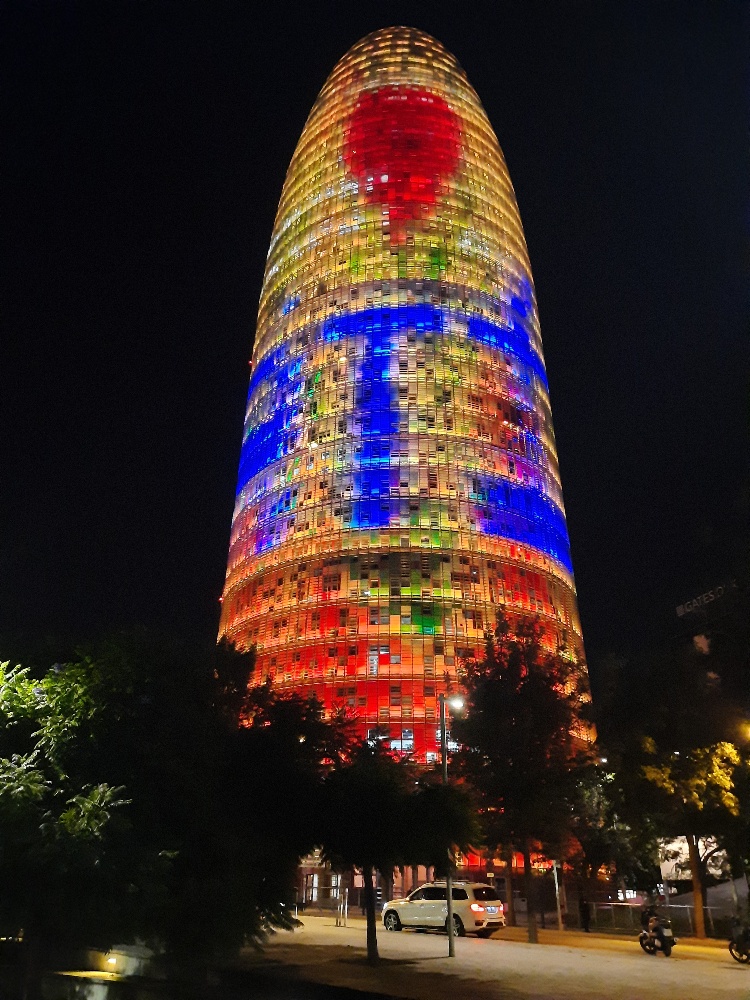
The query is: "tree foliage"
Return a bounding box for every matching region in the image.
[321,738,478,964]
[567,759,661,889]
[593,638,749,936]
[454,617,590,852]
[0,634,355,978]
[452,616,592,941]
[0,662,131,949]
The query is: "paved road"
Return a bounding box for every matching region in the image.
[251,915,750,1000]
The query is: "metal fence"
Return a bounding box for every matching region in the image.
[583,901,727,937]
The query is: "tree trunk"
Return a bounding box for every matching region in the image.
[505,845,517,927]
[383,870,394,903]
[363,864,380,964]
[411,864,419,892]
[522,840,538,943]
[22,936,42,1000]
[686,833,706,939]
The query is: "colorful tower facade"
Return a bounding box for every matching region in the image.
[219,27,583,759]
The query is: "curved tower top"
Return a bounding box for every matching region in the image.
[220,27,584,759]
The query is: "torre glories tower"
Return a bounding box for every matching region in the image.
[219,27,584,759]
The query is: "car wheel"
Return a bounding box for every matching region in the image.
[729,942,750,963]
[475,928,493,938]
[383,910,402,932]
[446,914,465,937]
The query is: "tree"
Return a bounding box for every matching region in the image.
[226,678,356,940]
[722,745,750,890]
[568,758,662,891]
[321,739,477,964]
[640,738,741,937]
[594,640,748,938]
[0,634,356,995]
[452,616,592,942]
[42,635,264,964]
[0,662,134,998]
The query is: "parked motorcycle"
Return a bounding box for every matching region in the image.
[729,918,750,964]
[639,913,676,957]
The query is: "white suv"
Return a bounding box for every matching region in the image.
[382,881,505,938]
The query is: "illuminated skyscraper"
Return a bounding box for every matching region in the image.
[219,27,584,759]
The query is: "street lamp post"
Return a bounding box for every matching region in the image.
[439,691,464,958]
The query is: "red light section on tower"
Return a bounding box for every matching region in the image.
[343,86,462,219]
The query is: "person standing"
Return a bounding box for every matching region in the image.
[579,897,591,933]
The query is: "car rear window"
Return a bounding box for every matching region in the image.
[472,887,500,901]
[452,888,469,900]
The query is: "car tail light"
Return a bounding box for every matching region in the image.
[470,903,485,913]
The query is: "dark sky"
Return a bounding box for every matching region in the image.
[3,0,748,673]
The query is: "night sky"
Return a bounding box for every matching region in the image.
[3,1,748,677]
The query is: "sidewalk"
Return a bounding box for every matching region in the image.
[296,911,729,950]
[237,914,737,1000]
[478,922,728,951]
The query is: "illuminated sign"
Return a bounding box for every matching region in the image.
[676,580,736,617]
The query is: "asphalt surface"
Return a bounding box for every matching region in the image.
[240,914,749,1000]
